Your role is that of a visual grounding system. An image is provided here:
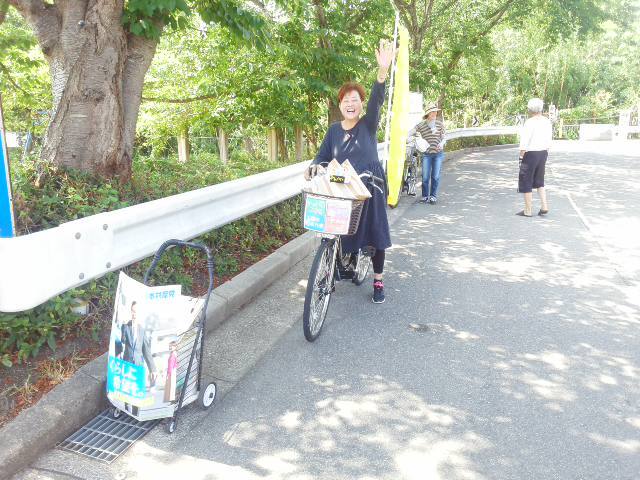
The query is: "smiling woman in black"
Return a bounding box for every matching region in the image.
[308,39,394,304]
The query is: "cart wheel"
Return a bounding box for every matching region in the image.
[112,408,121,419]
[166,418,177,434]
[199,382,217,409]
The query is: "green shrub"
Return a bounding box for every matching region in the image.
[446,135,517,152]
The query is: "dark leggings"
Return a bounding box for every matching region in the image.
[372,249,385,275]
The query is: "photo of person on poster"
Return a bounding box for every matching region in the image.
[163,341,179,403]
[121,301,157,378]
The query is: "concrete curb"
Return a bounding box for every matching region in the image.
[0,231,318,480]
[0,143,513,479]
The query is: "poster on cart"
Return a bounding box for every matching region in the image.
[107,272,204,416]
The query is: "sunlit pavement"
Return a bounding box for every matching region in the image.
[15,141,640,480]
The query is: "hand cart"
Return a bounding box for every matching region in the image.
[108,239,217,434]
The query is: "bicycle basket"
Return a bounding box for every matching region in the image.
[302,191,365,236]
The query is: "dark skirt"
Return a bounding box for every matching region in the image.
[341,179,391,253]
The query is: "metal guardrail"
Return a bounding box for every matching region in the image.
[446,126,519,140]
[0,126,515,312]
[0,162,308,312]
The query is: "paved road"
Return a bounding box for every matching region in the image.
[14,142,640,480]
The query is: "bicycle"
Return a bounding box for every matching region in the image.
[301,170,385,342]
[402,135,421,197]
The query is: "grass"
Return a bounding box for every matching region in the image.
[37,354,88,385]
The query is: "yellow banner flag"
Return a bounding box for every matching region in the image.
[386,26,410,207]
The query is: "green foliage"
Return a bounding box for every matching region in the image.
[400,0,636,121]
[0,7,51,133]
[12,159,129,232]
[138,0,394,144]
[446,135,518,152]
[123,0,268,47]
[0,290,82,365]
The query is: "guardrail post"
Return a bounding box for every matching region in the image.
[558,118,564,139]
[616,110,631,141]
[178,129,190,163]
[218,128,229,164]
[268,128,278,162]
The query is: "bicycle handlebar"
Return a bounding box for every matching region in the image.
[359,170,385,187]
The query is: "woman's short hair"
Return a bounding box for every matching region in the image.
[338,82,366,103]
[527,98,544,114]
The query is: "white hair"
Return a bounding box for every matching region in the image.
[527,98,544,114]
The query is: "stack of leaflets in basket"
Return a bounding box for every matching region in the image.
[304,159,371,200]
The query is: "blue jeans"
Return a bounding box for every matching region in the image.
[422,151,444,198]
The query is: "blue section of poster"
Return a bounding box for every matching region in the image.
[107,355,146,402]
[0,131,14,238]
[303,196,327,232]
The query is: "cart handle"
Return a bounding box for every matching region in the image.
[143,239,215,296]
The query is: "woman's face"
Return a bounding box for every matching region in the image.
[340,90,363,121]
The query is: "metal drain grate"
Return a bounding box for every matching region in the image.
[57,410,160,463]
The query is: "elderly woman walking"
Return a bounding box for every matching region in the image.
[517,98,552,217]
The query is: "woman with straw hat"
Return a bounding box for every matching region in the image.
[410,103,446,204]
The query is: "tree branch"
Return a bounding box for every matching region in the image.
[141,94,217,104]
[312,0,332,50]
[7,0,61,55]
[0,1,9,25]
[346,10,369,34]
[0,61,29,94]
[437,0,517,105]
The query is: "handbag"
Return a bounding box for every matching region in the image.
[415,136,428,153]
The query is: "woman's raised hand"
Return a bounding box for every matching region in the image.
[376,39,396,81]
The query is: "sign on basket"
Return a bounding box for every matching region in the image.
[303,195,352,235]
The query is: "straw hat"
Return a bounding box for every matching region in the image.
[423,103,441,118]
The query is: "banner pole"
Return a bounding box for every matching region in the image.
[0,93,16,238]
[383,12,399,173]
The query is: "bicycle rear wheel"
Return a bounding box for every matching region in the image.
[353,248,372,286]
[303,239,337,342]
[407,164,418,196]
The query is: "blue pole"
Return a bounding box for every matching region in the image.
[0,93,16,238]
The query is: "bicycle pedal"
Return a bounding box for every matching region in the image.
[336,270,354,280]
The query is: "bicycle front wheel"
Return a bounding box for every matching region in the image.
[303,239,337,342]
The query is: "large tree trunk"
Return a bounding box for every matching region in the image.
[267,128,277,162]
[328,100,342,126]
[217,127,229,164]
[9,0,158,181]
[276,128,288,161]
[177,128,190,163]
